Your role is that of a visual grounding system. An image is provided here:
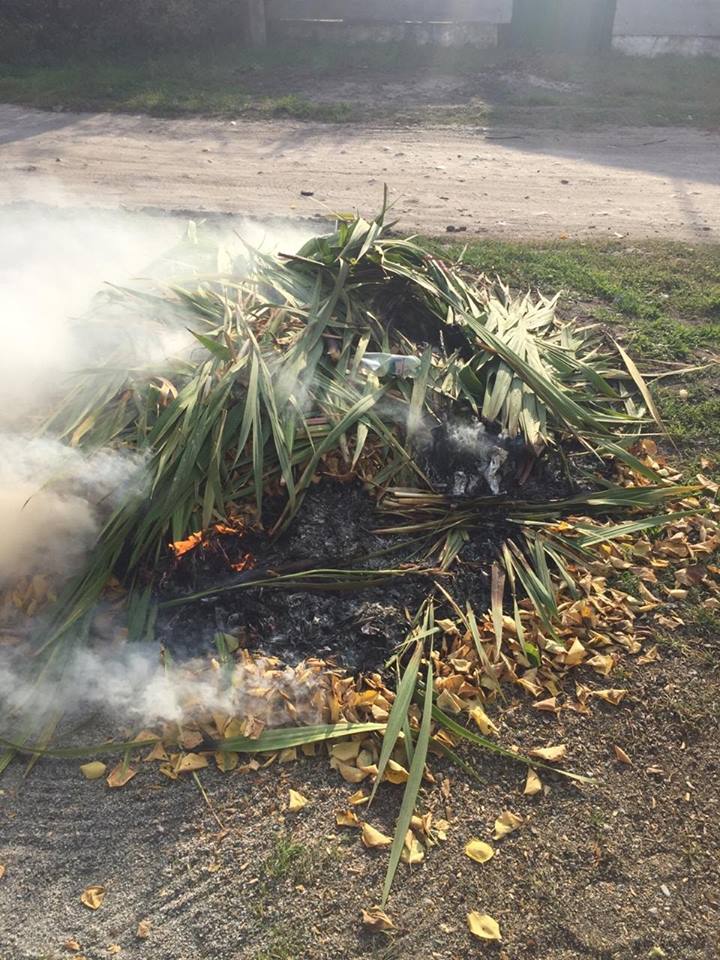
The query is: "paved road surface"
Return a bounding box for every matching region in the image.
[1,103,719,240]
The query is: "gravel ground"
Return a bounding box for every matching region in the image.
[1,640,718,960]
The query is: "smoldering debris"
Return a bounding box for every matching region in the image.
[434,419,511,496]
[0,204,673,744]
[0,643,327,733]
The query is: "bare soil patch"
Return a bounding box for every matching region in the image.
[1,106,719,242]
[1,641,718,960]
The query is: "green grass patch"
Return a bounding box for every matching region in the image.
[253,926,305,960]
[263,835,309,884]
[1,44,719,128]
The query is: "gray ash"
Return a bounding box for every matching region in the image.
[155,481,513,672]
[418,414,527,498]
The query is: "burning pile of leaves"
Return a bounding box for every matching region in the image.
[1,203,718,909]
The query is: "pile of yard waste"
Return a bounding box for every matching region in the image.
[2,206,717,907]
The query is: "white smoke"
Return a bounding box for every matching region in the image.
[0,201,330,736]
[0,202,185,422]
[0,201,315,588]
[0,435,146,587]
[0,644,325,730]
[0,202,316,424]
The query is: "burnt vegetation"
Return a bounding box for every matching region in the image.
[3,207,716,907]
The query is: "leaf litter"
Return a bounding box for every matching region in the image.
[80,885,105,910]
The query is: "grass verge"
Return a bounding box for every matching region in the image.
[1,44,719,128]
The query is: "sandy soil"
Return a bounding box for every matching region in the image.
[1,647,718,960]
[1,104,719,240]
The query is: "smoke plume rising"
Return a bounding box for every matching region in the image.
[0,201,314,590]
[0,436,146,587]
[0,200,324,733]
[0,201,315,423]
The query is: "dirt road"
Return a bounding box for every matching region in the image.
[1,104,719,240]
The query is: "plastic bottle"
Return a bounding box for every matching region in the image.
[359,353,422,378]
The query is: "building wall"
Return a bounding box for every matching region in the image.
[273,18,501,46]
[266,0,513,24]
[613,0,720,56]
[614,0,720,37]
[267,0,513,47]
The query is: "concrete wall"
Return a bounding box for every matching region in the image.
[273,18,501,46]
[266,0,512,47]
[614,0,720,37]
[613,0,720,56]
[267,0,513,23]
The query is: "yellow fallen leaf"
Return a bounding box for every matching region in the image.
[493,811,523,840]
[361,823,392,849]
[528,744,567,763]
[361,907,395,931]
[215,751,239,772]
[223,718,245,739]
[243,716,267,741]
[331,740,361,762]
[436,689,465,714]
[136,920,151,940]
[467,912,501,941]
[333,760,368,784]
[80,885,105,910]
[384,759,409,784]
[79,761,107,781]
[565,638,587,666]
[613,745,633,765]
[587,653,615,676]
[400,831,425,865]
[278,747,297,764]
[593,688,627,705]
[524,768,542,796]
[106,763,137,789]
[411,812,432,836]
[350,689,378,708]
[288,789,309,813]
[144,741,168,763]
[356,747,376,769]
[107,946,121,955]
[179,729,204,751]
[464,839,494,863]
[348,789,369,806]
[336,809,361,828]
[449,658,471,673]
[469,705,499,736]
[432,818,450,842]
[0,865,5,880]
[174,753,209,774]
[132,729,159,744]
[533,696,558,713]
[64,938,81,952]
